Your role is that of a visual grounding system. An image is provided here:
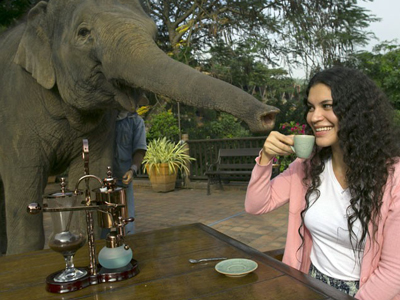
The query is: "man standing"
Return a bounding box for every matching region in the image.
[112,110,147,235]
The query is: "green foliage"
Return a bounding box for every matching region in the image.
[187,112,251,140]
[146,109,180,142]
[0,0,40,27]
[142,137,195,175]
[153,103,251,140]
[206,40,293,91]
[267,84,307,132]
[394,110,400,127]
[345,42,400,109]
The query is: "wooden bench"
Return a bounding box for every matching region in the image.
[204,148,261,195]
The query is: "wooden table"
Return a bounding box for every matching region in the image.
[0,223,355,300]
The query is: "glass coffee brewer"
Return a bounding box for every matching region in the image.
[27,140,138,293]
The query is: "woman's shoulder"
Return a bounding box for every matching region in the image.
[390,157,400,176]
[387,158,400,191]
[390,158,400,175]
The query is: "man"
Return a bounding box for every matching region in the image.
[111,110,147,235]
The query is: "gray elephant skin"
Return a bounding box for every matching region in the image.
[0,0,278,255]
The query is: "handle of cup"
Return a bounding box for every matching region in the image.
[290,146,296,153]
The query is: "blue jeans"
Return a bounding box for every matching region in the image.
[100,181,135,239]
[123,181,136,235]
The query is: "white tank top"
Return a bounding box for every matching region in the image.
[304,157,364,281]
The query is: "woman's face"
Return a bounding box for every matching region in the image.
[306,83,340,150]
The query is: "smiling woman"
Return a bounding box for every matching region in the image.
[306,84,339,150]
[245,66,400,300]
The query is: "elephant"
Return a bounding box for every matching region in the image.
[0,0,279,255]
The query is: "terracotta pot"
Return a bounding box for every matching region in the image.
[146,163,177,192]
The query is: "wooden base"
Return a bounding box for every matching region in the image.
[46,268,90,293]
[46,260,139,293]
[97,259,139,283]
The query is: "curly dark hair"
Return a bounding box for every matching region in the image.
[299,66,400,254]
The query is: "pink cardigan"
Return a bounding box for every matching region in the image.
[245,157,400,300]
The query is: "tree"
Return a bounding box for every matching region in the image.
[278,0,379,75]
[145,0,279,61]
[145,0,378,75]
[205,39,298,97]
[345,41,400,110]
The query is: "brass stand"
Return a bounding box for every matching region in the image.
[28,139,139,294]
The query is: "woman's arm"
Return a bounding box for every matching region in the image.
[245,131,298,215]
[356,179,400,300]
[245,156,301,215]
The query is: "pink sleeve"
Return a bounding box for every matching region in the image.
[356,178,400,300]
[245,156,299,215]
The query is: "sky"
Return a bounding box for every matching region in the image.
[360,0,400,50]
[292,0,400,78]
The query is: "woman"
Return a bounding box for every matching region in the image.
[245,66,400,299]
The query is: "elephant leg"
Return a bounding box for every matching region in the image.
[0,177,6,255]
[4,169,47,255]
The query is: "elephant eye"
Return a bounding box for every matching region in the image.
[78,28,91,37]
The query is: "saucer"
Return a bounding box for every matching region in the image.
[215,258,258,277]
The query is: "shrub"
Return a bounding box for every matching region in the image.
[146,110,180,142]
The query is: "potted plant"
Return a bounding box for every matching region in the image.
[142,137,195,192]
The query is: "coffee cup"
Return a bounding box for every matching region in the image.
[290,135,315,159]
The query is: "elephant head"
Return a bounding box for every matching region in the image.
[14,0,278,132]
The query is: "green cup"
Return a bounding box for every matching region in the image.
[290,135,315,159]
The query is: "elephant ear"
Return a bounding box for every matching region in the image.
[14,1,55,89]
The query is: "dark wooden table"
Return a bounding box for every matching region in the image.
[0,223,355,299]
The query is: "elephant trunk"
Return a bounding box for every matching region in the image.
[102,37,279,133]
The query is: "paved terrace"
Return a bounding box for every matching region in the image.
[44,179,288,253]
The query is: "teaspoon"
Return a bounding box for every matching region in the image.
[189,257,227,264]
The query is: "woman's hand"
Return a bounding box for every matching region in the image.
[260,131,294,165]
